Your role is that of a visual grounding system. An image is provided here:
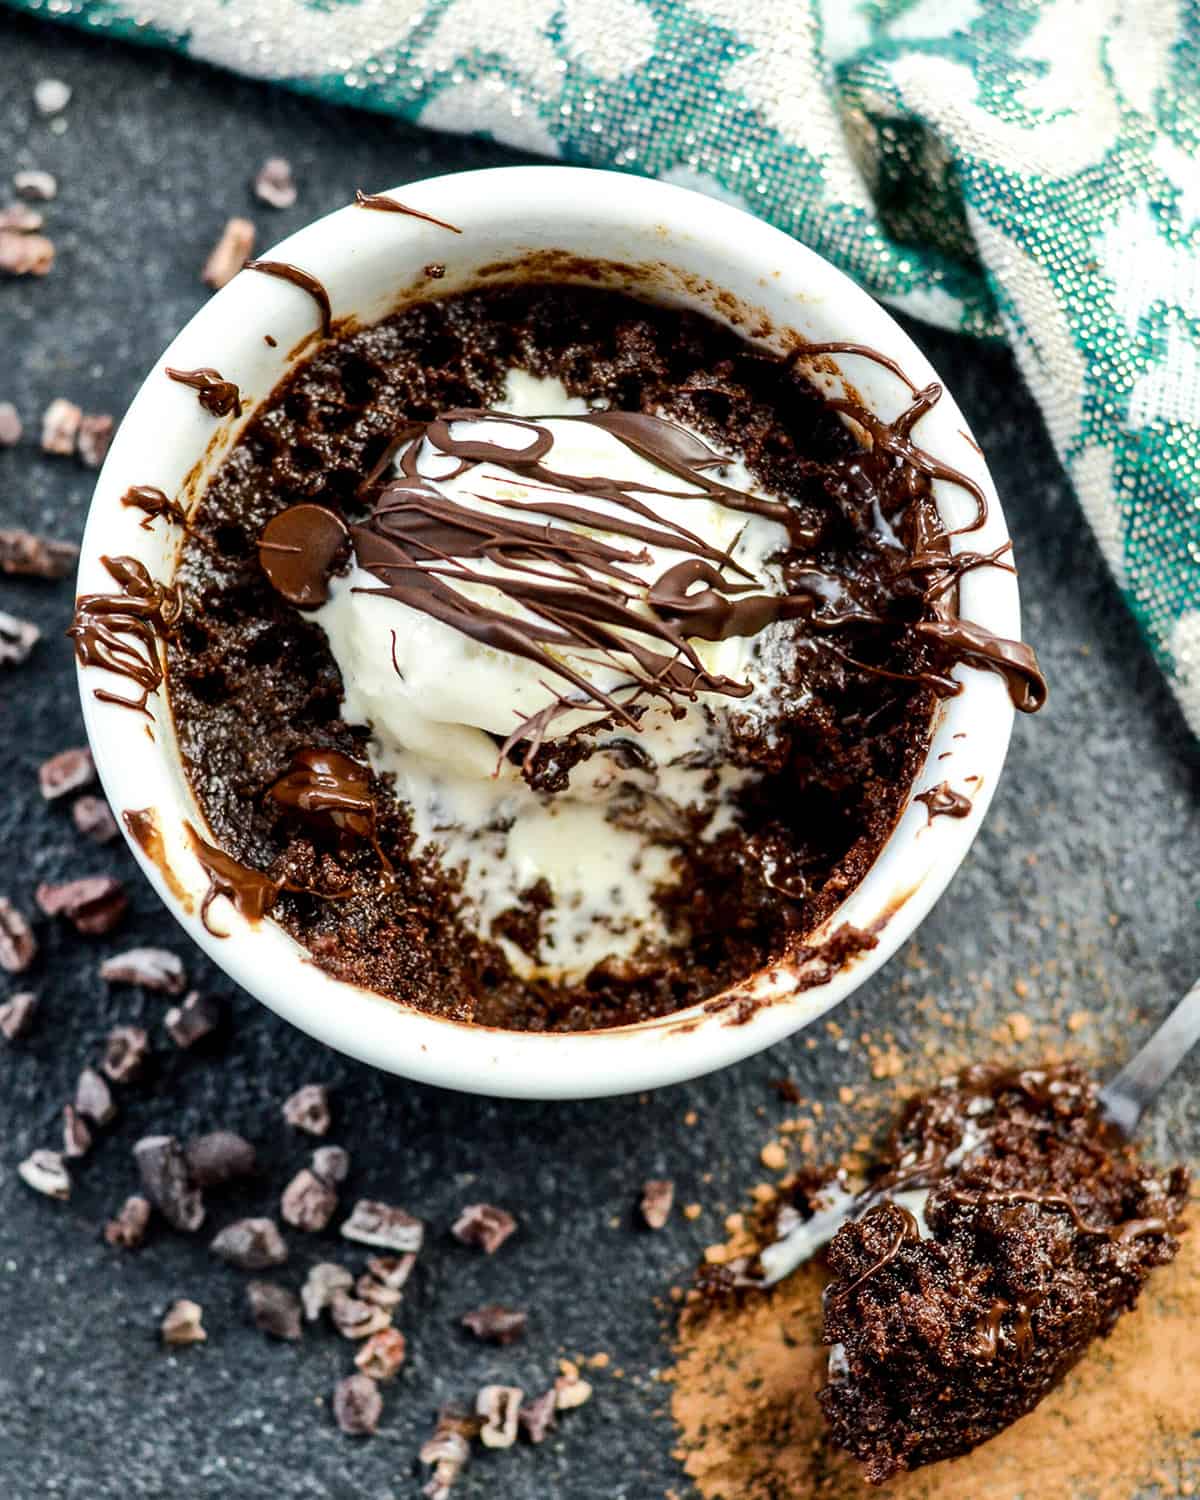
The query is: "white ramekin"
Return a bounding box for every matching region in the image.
[76,166,1020,1099]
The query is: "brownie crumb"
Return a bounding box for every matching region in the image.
[210,1217,287,1269]
[246,1280,302,1341]
[185,1130,256,1188]
[72,795,118,844]
[161,1299,206,1346]
[104,1194,152,1249]
[333,1373,382,1436]
[18,1148,70,1200]
[461,1304,527,1345]
[0,990,38,1041]
[163,990,221,1048]
[281,1083,331,1136]
[135,1135,205,1232]
[341,1199,424,1252]
[354,1326,407,1381]
[452,1203,516,1255]
[100,947,187,994]
[0,896,37,972]
[640,1178,675,1230]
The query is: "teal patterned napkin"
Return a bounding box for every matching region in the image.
[12,0,1200,729]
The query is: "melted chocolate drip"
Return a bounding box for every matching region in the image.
[245,259,333,339]
[915,618,1047,713]
[353,189,462,233]
[165,366,242,418]
[184,820,283,934]
[267,747,393,878]
[914,781,972,821]
[68,555,180,715]
[121,484,188,531]
[258,503,349,608]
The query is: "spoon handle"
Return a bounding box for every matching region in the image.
[1098,976,1200,1138]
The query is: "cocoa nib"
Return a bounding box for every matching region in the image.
[518,1389,558,1445]
[104,1194,151,1249]
[75,1065,116,1125]
[330,1290,392,1341]
[40,397,80,453]
[72,796,119,844]
[451,1203,517,1255]
[280,1167,337,1232]
[36,875,127,935]
[102,1024,149,1084]
[1,529,79,581]
[202,217,255,290]
[0,990,38,1040]
[0,229,54,276]
[476,1385,523,1449]
[18,1148,70,1200]
[0,401,21,443]
[0,612,40,668]
[185,1131,256,1189]
[639,1178,675,1230]
[253,158,297,210]
[0,896,37,972]
[76,413,113,469]
[419,1407,476,1497]
[161,1299,206,1346]
[38,747,96,800]
[13,170,56,201]
[62,1104,93,1159]
[311,1144,349,1183]
[461,1305,527,1346]
[340,1199,424,1253]
[354,1327,406,1381]
[281,1083,331,1136]
[210,1217,287,1269]
[164,990,222,1048]
[246,1281,302,1341]
[332,1373,381,1436]
[100,946,186,994]
[301,1262,352,1321]
[134,1134,204,1232]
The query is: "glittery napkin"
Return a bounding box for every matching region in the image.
[10,0,1200,729]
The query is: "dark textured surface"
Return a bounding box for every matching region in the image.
[0,12,1197,1499]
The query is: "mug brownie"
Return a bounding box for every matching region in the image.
[78,219,1044,1032]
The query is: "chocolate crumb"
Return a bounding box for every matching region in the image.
[36,875,127,935]
[452,1203,517,1255]
[210,1217,287,1269]
[72,795,118,844]
[0,895,37,971]
[38,747,95,801]
[476,1385,523,1449]
[33,79,71,116]
[134,1134,204,1232]
[13,170,56,202]
[311,1144,349,1183]
[0,401,21,443]
[19,1148,70,1200]
[0,990,37,1041]
[246,1280,302,1341]
[104,1194,151,1249]
[280,1166,337,1231]
[301,1261,352,1321]
[102,1024,149,1084]
[40,397,81,453]
[419,1406,475,1498]
[332,1373,382,1436]
[425,263,446,279]
[461,1304,527,1346]
[185,1130,256,1188]
[253,157,297,210]
[640,1178,675,1230]
[341,1199,424,1253]
[202,217,256,290]
[99,947,186,994]
[553,1361,594,1410]
[354,1327,406,1381]
[355,1272,402,1310]
[76,412,114,469]
[367,1253,417,1291]
[75,1064,116,1125]
[0,229,54,275]
[329,1289,392,1340]
[62,1103,92,1159]
[0,612,40,669]
[281,1082,330,1136]
[164,990,221,1048]
[161,1298,206,1346]
[1,529,78,580]
[518,1389,558,1444]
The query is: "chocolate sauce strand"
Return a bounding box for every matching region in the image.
[121,484,188,531]
[245,259,333,338]
[183,820,282,936]
[915,618,1047,713]
[915,781,972,822]
[68,554,178,715]
[165,366,242,418]
[352,189,462,234]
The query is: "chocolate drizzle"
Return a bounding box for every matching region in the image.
[914,781,972,821]
[165,366,242,418]
[121,484,188,531]
[184,820,284,935]
[353,188,462,234]
[68,555,180,715]
[245,259,333,338]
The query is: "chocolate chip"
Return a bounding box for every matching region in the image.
[0,230,54,275]
[76,413,113,469]
[1,530,79,580]
[134,1135,204,1232]
[281,1082,331,1136]
[476,1385,523,1449]
[210,1217,287,1269]
[0,895,37,971]
[640,1178,675,1230]
[102,1024,149,1084]
[329,1289,392,1341]
[75,1065,116,1125]
[451,1203,517,1255]
[185,1130,256,1188]
[13,170,57,202]
[340,1199,424,1253]
[419,1407,476,1498]
[72,795,118,844]
[38,747,95,801]
[40,397,80,453]
[0,206,41,233]
[0,990,37,1040]
[160,1298,206,1346]
[18,1148,70,1200]
[366,1253,416,1291]
[300,1261,352,1321]
[354,1327,406,1381]
[280,1167,337,1232]
[0,611,40,668]
[33,79,71,116]
[461,1305,527,1346]
[0,401,21,443]
[37,875,127,936]
[253,158,297,210]
[163,990,221,1048]
[62,1104,92,1159]
[332,1373,382,1436]
[201,217,255,290]
[246,1280,302,1341]
[104,1194,151,1249]
[553,1362,594,1411]
[100,946,187,994]
[518,1389,558,1445]
[311,1144,349,1183]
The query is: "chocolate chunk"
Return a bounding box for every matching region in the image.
[340,1199,424,1253]
[355,1272,402,1310]
[0,401,21,443]
[104,1194,151,1249]
[253,158,297,210]
[0,991,37,1040]
[37,875,127,935]
[210,1217,287,1269]
[366,1253,416,1291]
[33,79,71,116]
[451,1203,516,1255]
[461,1304,527,1345]
[135,1135,204,1231]
[553,1362,593,1410]
[280,1167,337,1232]
[38,747,95,800]
[518,1389,557,1445]
[476,1385,523,1449]
[72,795,118,844]
[640,1178,675,1230]
[281,1083,330,1136]
[18,1148,70,1200]
[329,1289,392,1341]
[202,217,255,290]
[75,1064,116,1125]
[76,413,114,469]
[62,1104,92,1159]
[354,1327,406,1381]
[102,1024,149,1084]
[185,1130,256,1188]
[0,896,37,971]
[0,206,40,233]
[99,947,186,994]
[332,1373,382,1436]
[163,990,221,1048]
[0,230,54,275]
[1,530,79,580]
[0,612,40,668]
[13,170,56,201]
[160,1299,206,1346]
[40,398,80,454]
[246,1280,302,1341]
[311,1144,349,1183]
[300,1261,352,1321]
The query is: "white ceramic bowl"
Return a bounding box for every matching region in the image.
[76,166,1020,1099]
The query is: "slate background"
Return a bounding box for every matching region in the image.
[0,11,1197,1499]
